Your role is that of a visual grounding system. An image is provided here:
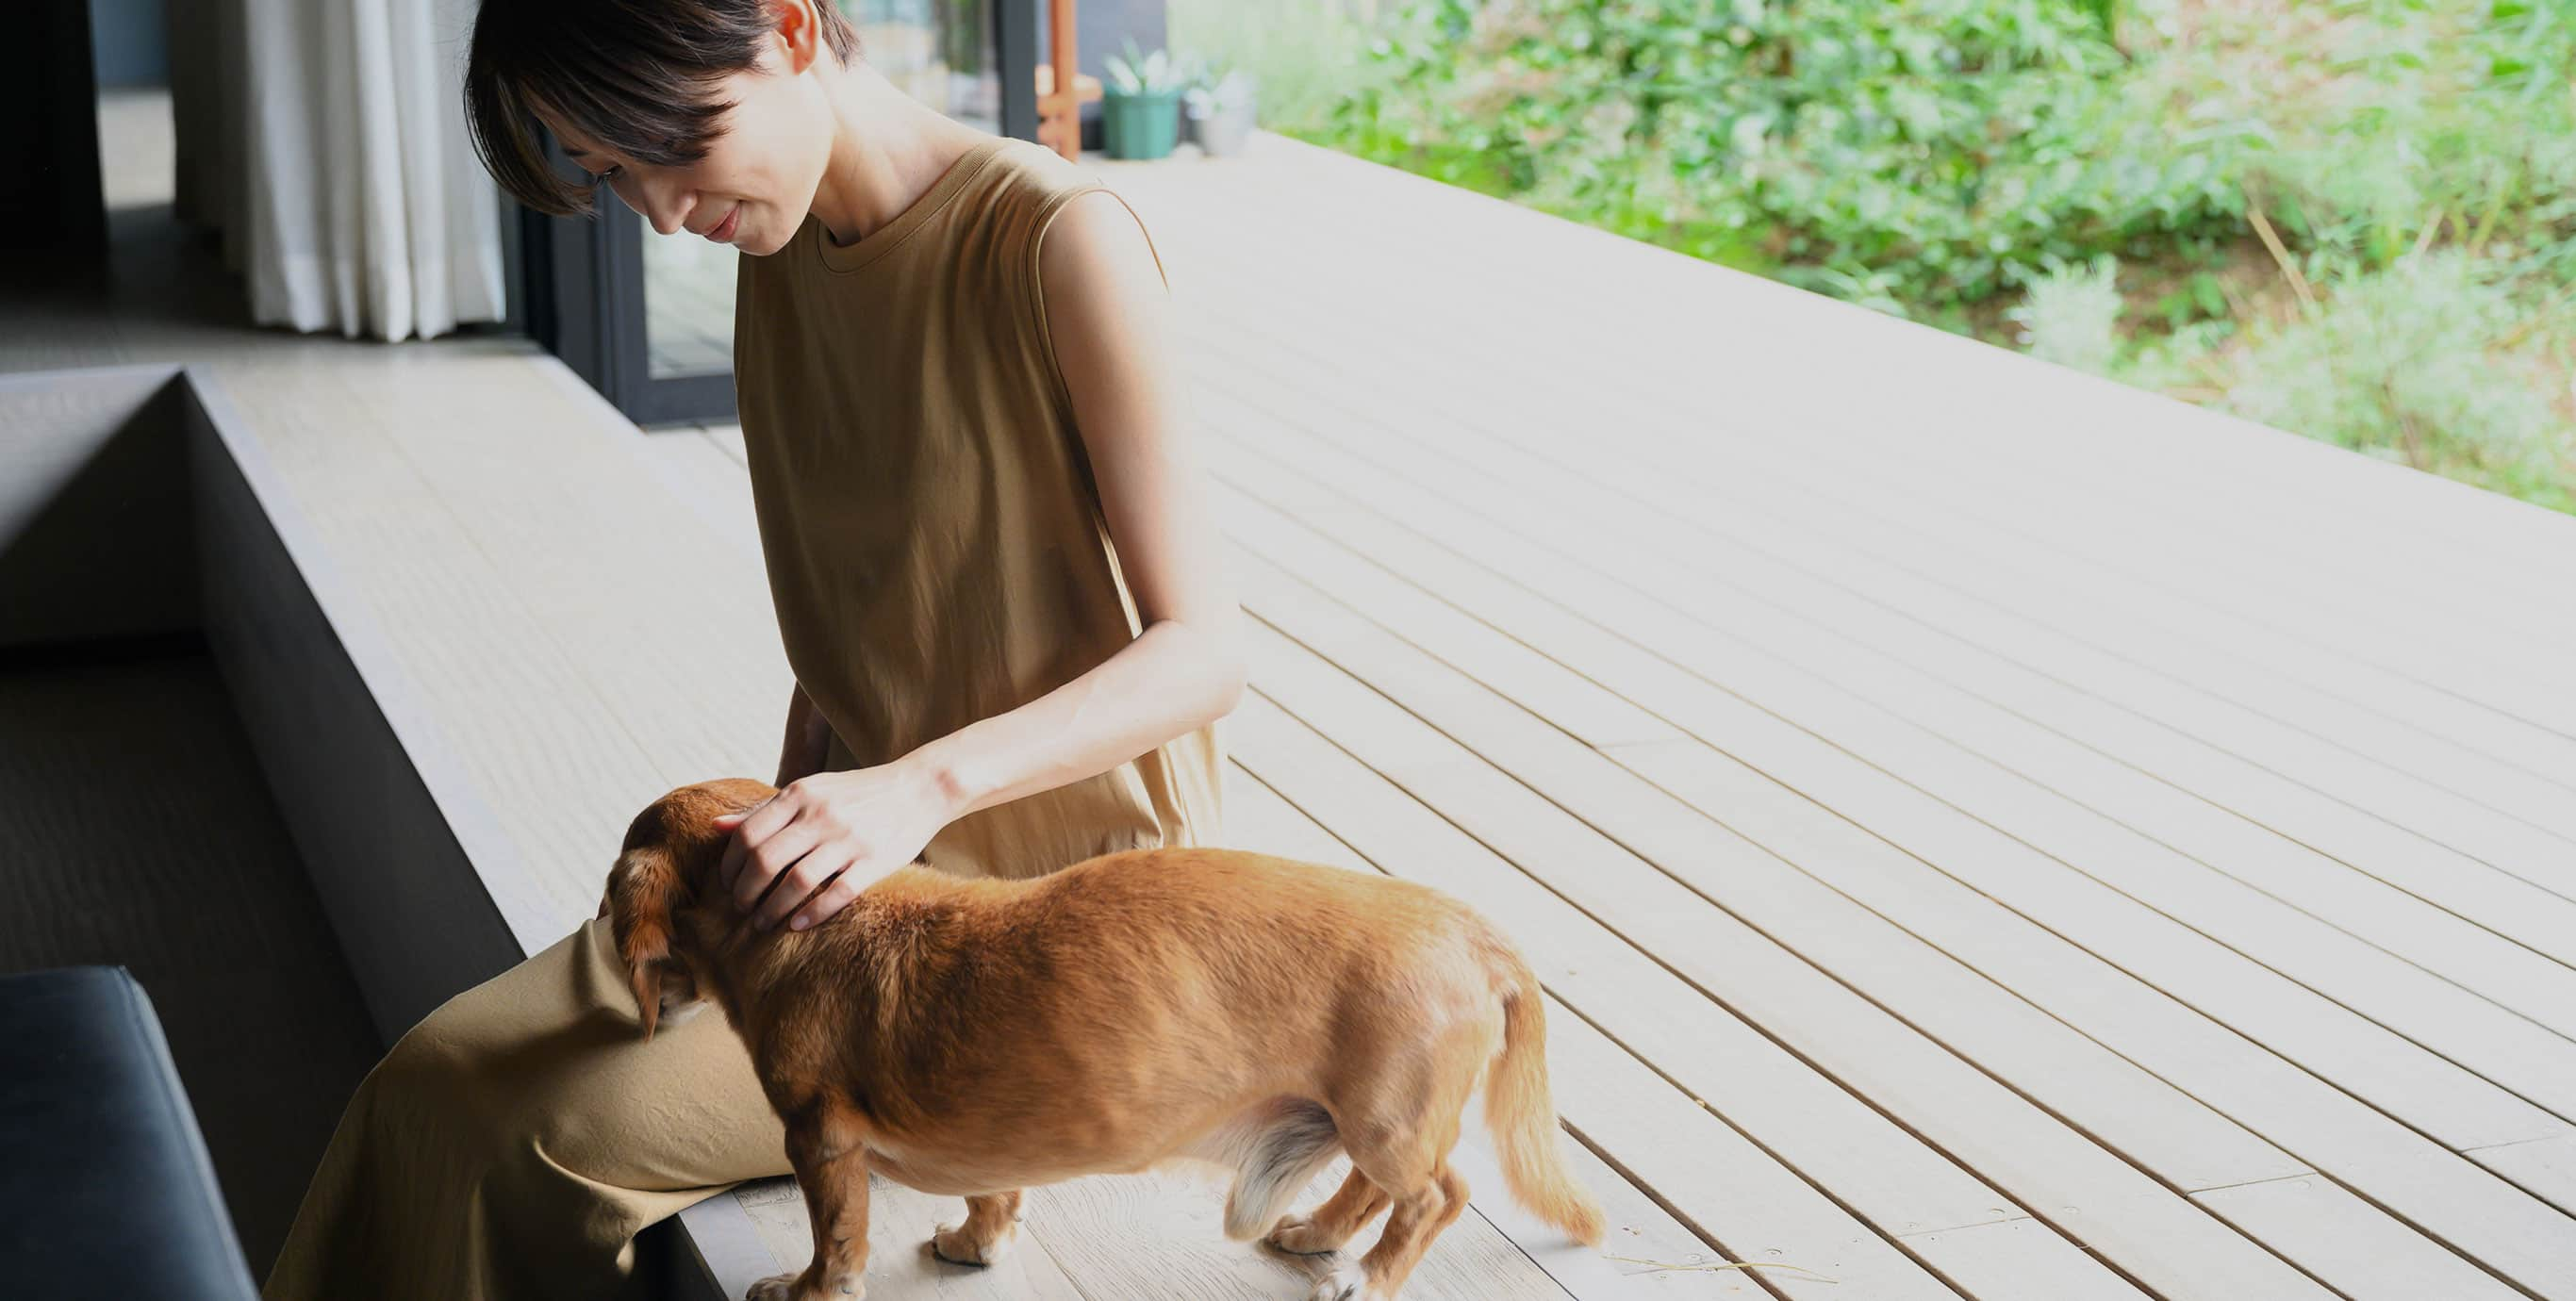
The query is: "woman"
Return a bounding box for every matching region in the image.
[259,2,1243,1296]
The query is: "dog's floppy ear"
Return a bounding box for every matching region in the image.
[603,843,688,1043]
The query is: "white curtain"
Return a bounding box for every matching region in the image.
[167,0,508,342]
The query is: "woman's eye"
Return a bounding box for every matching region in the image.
[588,165,621,185]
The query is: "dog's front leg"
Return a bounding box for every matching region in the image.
[748,1098,873,1301]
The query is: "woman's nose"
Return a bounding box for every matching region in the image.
[612,173,690,238]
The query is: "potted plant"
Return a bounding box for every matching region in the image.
[1101,37,1187,160]
[1182,55,1259,157]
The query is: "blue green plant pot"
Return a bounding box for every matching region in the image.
[1103,90,1183,160]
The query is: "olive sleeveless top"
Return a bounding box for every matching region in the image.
[732,135,1226,881]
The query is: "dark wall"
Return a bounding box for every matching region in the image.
[1071,0,1168,82]
[91,0,172,88]
[5,0,107,256]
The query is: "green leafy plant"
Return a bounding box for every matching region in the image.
[1322,0,2256,318]
[1181,53,1259,116]
[1168,0,1387,134]
[2132,249,2574,513]
[2010,255,2128,376]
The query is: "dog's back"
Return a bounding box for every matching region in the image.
[1005,847,1598,1243]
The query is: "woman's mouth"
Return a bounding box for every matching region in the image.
[707,206,741,243]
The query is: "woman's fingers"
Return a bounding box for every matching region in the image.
[732,816,825,918]
[714,794,786,894]
[784,868,863,932]
[752,847,850,933]
[711,813,749,893]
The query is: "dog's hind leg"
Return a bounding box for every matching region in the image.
[1308,1017,1490,1301]
[1308,1155,1467,1301]
[1262,1165,1391,1255]
[1221,1099,1344,1241]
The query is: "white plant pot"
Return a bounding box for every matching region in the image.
[1188,101,1260,156]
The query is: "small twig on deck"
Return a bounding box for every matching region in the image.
[1604,1253,1841,1283]
[2246,205,2317,312]
[2411,206,2444,258]
[2383,371,2428,469]
[2497,280,2576,351]
[2464,189,2510,256]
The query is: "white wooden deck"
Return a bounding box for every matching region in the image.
[12,98,2575,1299]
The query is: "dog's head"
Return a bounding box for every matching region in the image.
[599,777,777,1041]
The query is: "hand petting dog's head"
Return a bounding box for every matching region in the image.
[600,777,777,1040]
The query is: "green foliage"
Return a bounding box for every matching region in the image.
[1166,0,1391,133]
[2137,0,2576,287]
[1321,0,2254,318]
[2125,251,2576,513]
[2009,254,2127,375]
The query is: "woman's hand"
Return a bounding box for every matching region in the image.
[710,761,956,932]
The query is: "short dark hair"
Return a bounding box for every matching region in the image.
[464,0,865,218]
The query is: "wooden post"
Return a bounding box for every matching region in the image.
[1034,0,1088,161]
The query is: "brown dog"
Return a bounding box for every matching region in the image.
[601,778,1606,1301]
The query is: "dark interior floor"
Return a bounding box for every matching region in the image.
[0,631,385,1281]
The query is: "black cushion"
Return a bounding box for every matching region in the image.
[0,965,259,1299]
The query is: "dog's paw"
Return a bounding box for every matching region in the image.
[1263,1210,1343,1256]
[745,1269,863,1300]
[929,1218,1014,1267]
[1305,1262,1396,1301]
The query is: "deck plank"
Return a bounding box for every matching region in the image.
[1213,496,2541,1299]
[1176,354,2576,1030]
[1168,404,2576,1293]
[1228,699,1976,1301]
[1235,627,2305,1299]
[1180,312,2576,895]
[1184,380,2576,1127]
[2187,1175,2535,1301]
[1222,774,1772,1301]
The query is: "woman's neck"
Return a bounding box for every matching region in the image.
[807,60,990,250]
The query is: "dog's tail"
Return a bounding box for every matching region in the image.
[604,843,686,1043]
[1482,955,1607,1246]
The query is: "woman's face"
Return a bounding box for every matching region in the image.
[537,36,831,257]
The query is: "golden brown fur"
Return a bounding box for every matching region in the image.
[602,778,1605,1301]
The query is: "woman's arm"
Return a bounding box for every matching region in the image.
[907,186,1246,822]
[905,617,1240,823]
[716,186,1244,931]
